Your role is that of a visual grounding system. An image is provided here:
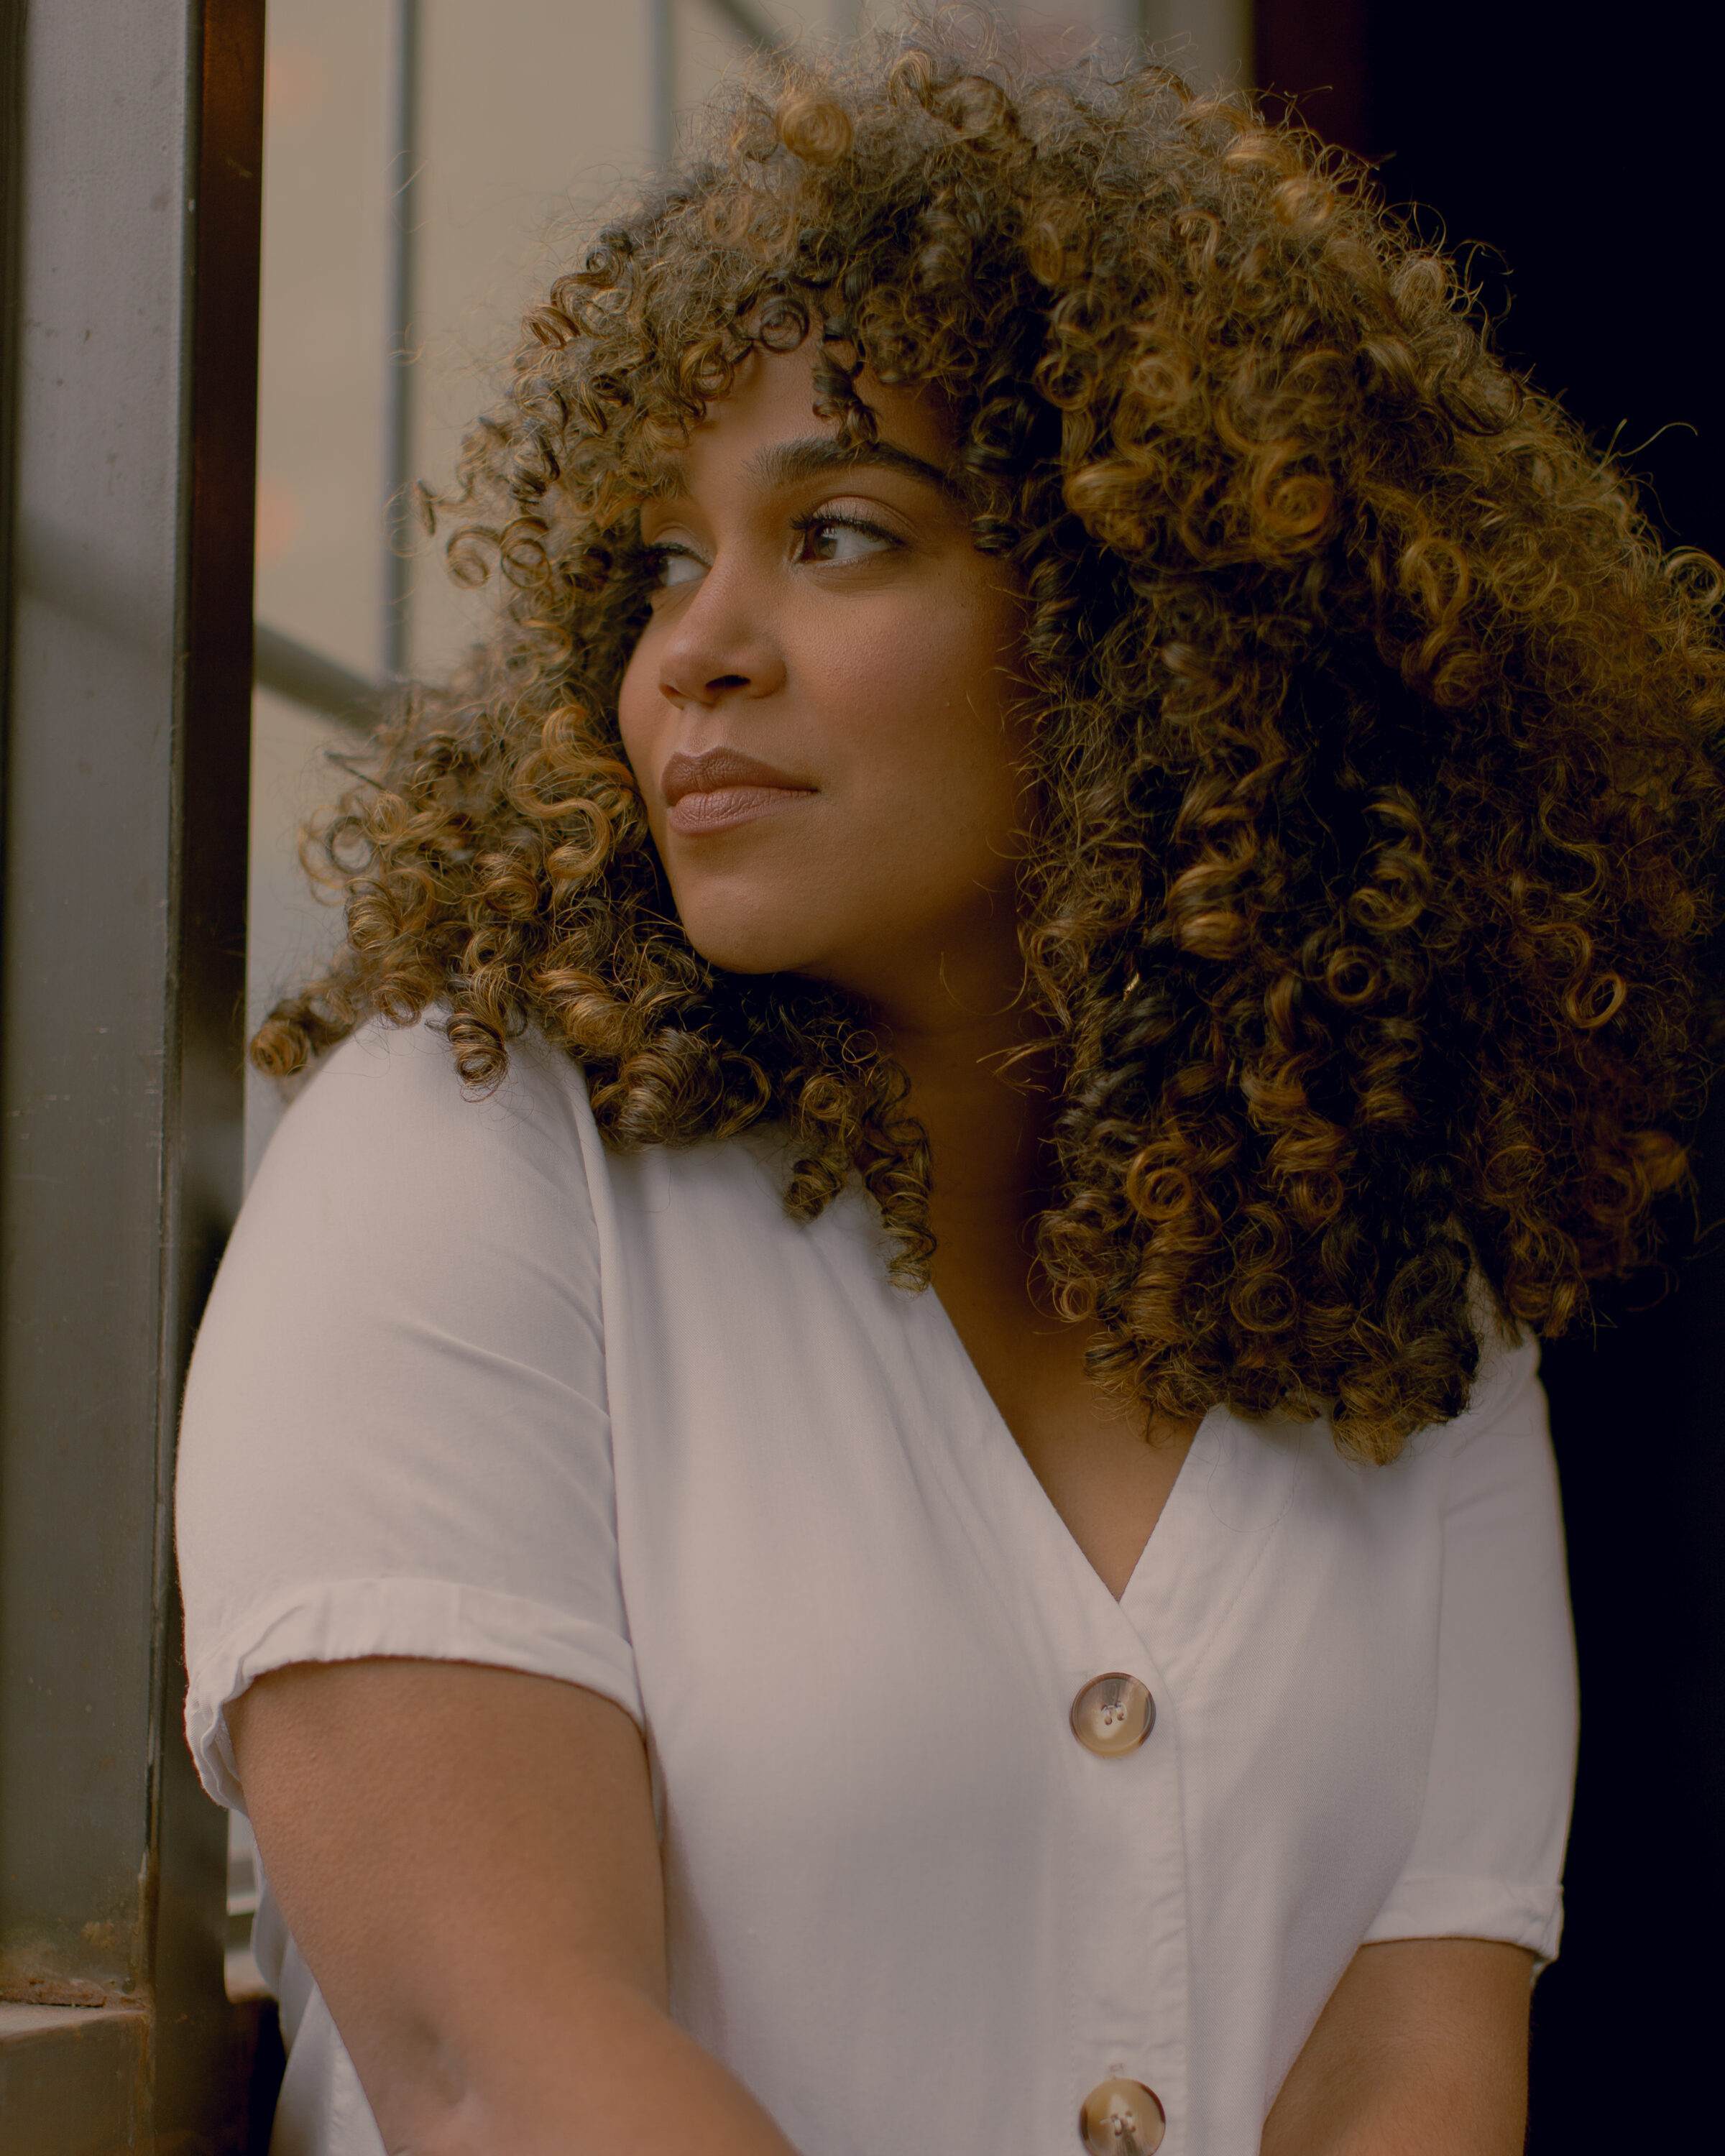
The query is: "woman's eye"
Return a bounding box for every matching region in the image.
[650,544,707,589]
[796,516,897,566]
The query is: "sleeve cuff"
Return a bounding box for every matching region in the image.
[1363,1871,1565,1966]
[183,1575,643,1810]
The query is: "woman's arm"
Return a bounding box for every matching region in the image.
[1261,1937,1533,2156]
[230,1657,801,2156]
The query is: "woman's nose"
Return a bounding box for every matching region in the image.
[656,566,786,711]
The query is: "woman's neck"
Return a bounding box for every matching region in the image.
[875,1000,1061,1289]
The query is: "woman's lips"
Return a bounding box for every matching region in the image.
[660,747,814,837]
[667,783,811,835]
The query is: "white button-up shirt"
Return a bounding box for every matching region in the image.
[178,1017,1577,2156]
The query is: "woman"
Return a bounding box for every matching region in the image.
[178,27,1722,2156]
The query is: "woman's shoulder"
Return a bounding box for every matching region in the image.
[1433,1319,1545,1450]
[248,1009,802,1271]
[285,1006,591,1132]
[1379,1322,1550,1512]
[254,1008,599,1201]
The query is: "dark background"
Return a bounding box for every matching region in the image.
[1253,1,1724,2142]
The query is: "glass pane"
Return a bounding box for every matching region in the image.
[247,0,394,1205]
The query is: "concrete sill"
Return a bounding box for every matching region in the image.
[0,2005,149,2151]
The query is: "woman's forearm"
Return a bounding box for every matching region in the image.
[1261,1940,1531,2156]
[367,1968,800,2156]
[231,1664,796,2156]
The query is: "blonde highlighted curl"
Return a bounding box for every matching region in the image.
[255,22,1725,1460]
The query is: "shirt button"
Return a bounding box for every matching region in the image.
[1079,2076,1167,2154]
[1070,1673,1155,1756]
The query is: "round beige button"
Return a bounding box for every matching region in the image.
[1079,2076,1167,2155]
[1070,1673,1155,1756]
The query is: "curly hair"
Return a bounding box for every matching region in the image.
[254,19,1725,1460]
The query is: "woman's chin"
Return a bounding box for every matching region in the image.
[682,917,833,982]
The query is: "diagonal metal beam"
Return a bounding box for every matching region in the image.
[703,0,786,53]
[254,622,388,734]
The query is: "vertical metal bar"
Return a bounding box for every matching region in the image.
[652,0,676,170]
[154,0,265,2131]
[2,0,194,2024]
[384,0,421,680]
[0,0,22,865]
[1,0,260,2137]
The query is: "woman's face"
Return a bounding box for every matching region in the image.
[617,338,1032,1026]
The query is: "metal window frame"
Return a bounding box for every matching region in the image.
[277,0,1246,740]
[394,0,794,702]
[0,0,266,2145]
[267,3,1259,741]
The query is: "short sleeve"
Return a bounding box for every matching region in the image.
[175,1015,637,1812]
[1362,1335,1578,1964]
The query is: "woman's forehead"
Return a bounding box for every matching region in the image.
[709,341,950,450]
[638,341,961,501]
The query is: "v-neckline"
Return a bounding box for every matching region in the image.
[919,1277,1205,1619]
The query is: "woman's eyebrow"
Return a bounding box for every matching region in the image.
[639,434,965,505]
[746,434,965,502]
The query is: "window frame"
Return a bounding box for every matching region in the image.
[0,0,266,2140]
